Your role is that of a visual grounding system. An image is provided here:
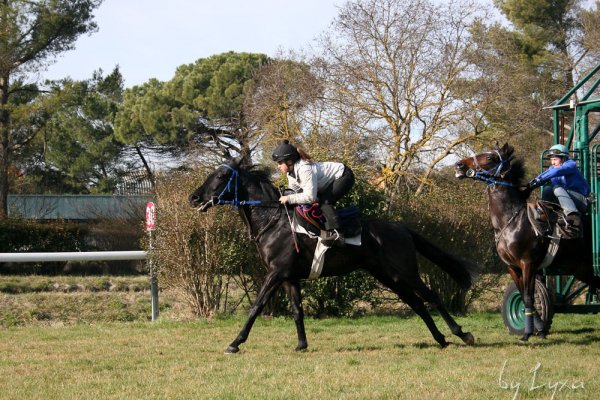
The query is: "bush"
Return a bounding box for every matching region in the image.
[150,169,262,318]
[303,271,381,317]
[388,170,503,313]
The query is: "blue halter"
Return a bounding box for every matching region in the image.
[214,164,263,207]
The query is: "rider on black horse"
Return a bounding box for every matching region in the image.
[530,143,590,238]
[272,140,355,246]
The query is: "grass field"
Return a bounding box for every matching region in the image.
[1,312,599,399]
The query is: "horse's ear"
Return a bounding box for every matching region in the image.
[501,142,514,156]
[229,156,243,168]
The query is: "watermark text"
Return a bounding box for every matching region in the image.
[498,360,584,400]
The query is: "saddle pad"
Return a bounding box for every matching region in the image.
[308,239,328,280]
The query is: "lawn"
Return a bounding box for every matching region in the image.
[1,313,599,399]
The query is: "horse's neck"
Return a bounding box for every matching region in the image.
[487,186,525,231]
[239,205,283,238]
[239,181,284,238]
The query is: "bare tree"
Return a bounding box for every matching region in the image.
[314,0,490,197]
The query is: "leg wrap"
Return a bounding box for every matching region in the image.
[524,307,535,335]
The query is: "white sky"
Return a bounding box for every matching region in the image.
[38,0,598,89]
[41,0,343,88]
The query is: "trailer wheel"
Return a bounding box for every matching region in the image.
[501,279,554,335]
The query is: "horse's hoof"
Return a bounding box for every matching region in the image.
[440,341,450,349]
[461,332,475,346]
[535,331,548,340]
[224,346,239,354]
[519,334,531,342]
[295,343,308,352]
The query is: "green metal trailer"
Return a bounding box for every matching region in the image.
[501,63,600,335]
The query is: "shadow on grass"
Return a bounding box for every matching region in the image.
[473,333,600,348]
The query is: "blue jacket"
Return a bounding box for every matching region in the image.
[535,159,590,196]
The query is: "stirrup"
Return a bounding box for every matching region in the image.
[320,229,343,246]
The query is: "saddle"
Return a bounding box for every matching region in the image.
[526,200,582,239]
[295,203,362,238]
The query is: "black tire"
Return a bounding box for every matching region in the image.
[501,279,554,335]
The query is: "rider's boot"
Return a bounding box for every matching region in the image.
[320,204,344,246]
[565,212,581,239]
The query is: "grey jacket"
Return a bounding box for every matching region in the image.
[286,160,345,204]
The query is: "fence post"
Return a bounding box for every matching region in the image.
[146,202,159,321]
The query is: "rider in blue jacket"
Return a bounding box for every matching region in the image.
[531,144,590,237]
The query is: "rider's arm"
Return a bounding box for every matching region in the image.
[534,160,578,184]
[286,163,318,204]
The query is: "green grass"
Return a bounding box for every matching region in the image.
[0,275,176,327]
[0,313,599,399]
[0,275,150,294]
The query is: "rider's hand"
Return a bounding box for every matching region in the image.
[528,178,540,189]
[279,196,288,204]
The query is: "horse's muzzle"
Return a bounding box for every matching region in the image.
[454,163,467,179]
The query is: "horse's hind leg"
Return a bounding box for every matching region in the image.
[411,281,475,345]
[397,287,449,348]
[282,281,308,351]
[375,274,449,348]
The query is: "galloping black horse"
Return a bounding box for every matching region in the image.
[189,160,477,353]
[455,143,600,341]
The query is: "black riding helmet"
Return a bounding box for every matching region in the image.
[272,140,300,163]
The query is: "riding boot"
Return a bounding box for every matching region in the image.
[320,204,344,246]
[565,212,582,239]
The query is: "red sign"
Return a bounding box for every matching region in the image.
[145,202,156,231]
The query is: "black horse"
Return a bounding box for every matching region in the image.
[455,143,600,341]
[189,160,477,353]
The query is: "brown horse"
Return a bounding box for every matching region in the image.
[455,143,600,341]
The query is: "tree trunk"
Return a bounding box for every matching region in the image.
[0,143,8,220]
[134,145,155,188]
[0,75,9,220]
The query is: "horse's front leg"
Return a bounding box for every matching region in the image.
[225,271,282,354]
[519,263,538,342]
[282,280,308,351]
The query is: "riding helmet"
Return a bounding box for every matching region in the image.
[548,144,569,158]
[272,140,300,163]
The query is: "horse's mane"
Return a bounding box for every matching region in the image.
[501,151,532,200]
[245,166,272,183]
[507,158,526,185]
[242,165,280,200]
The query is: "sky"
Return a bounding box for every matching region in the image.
[41,0,343,88]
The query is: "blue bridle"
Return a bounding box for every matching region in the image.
[214,164,264,207]
[466,151,515,187]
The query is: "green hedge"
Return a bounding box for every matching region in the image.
[0,219,89,274]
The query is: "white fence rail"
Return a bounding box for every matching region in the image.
[0,250,157,320]
[0,251,147,263]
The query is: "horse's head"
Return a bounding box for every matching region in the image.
[455,142,515,180]
[189,160,243,212]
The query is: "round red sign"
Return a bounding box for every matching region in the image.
[145,202,156,230]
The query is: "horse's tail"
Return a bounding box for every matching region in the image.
[408,228,480,290]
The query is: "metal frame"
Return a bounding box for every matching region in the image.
[541,62,600,312]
